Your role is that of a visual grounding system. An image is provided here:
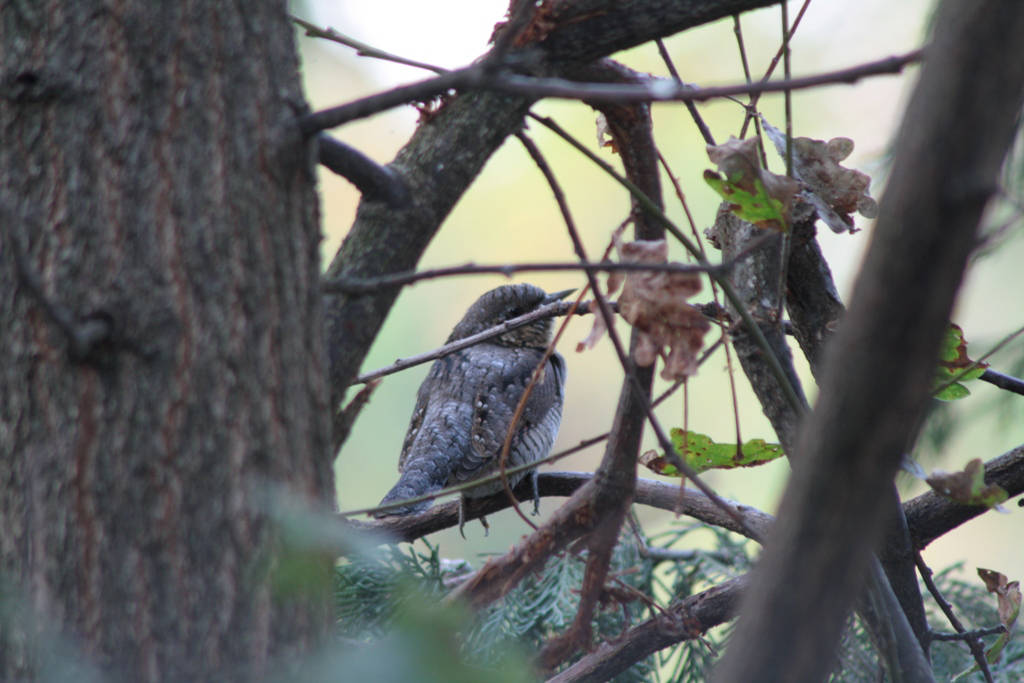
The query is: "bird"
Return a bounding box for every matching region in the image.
[374,283,570,529]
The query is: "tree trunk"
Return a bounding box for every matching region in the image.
[0,2,332,680]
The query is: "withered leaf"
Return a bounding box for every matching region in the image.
[925,458,1008,508]
[576,238,710,379]
[976,568,1020,664]
[616,239,709,379]
[761,117,877,234]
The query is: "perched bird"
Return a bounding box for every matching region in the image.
[374,283,570,526]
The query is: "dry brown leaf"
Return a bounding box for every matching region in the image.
[762,117,878,233]
[977,568,1022,631]
[616,239,709,380]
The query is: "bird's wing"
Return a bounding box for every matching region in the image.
[397,382,429,472]
[397,353,460,471]
[451,347,565,491]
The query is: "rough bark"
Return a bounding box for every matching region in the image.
[0,2,332,680]
[712,1,1024,681]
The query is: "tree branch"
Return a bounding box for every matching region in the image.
[548,576,749,683]
[316,134,410,206]
[343,472,771,547]
[916,554,996,683]
[980,368,1024,396]
[905,444,1024,549]
[323,260,721,295]
[353,298,582,385]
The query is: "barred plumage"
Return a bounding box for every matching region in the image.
[375,284,569,521]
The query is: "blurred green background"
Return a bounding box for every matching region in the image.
[295,0,1024,583]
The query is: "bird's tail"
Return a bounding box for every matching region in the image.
[373,456,451,517]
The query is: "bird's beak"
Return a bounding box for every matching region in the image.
[543,288,576,304]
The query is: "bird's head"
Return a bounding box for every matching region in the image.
[447,283,573,348]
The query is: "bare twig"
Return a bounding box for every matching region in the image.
[980,368,1024,396]
[915,553,995,683]
[654,38,715,145]
[732,14,769,167]
[353,298,581,385]
[298,50,923,135]
[548,575,749,683]
[299,65,482,135]
[519,126,760,540]
[739,0,816,139]
[291,15,448,74]
[931,625,1007,642]
[517,123,650,669]
[332,379,380,454]
[490,51,923,103]
[324,260,722,294]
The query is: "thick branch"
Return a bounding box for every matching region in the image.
[344,472,771,545]
[548,576,748,683]
[713,2,1024,681]
[905,444,1024,549]
[316,134,410,206]
[711,212,806,453]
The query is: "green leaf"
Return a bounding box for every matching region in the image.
[639,429,784,477]
[933,324,989,400]
[704,170,788,231]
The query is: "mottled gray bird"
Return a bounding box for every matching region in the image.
[375,283,570,524]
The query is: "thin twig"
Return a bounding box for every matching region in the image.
[980,368,1024,396]
[486,52,923,103]
[732,15,768,167]
[915,553,995,683]
[291,15,448,74]
[353,299,581,385]
[931,625,1007,642]
[298,50,924,134]
[739,0,815,139]
[654,39,715,145]
[299,65,481,135]
[640,546,736,565]
[323,260,723,294]
[775,2,794,329]
[332,379,381,454]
